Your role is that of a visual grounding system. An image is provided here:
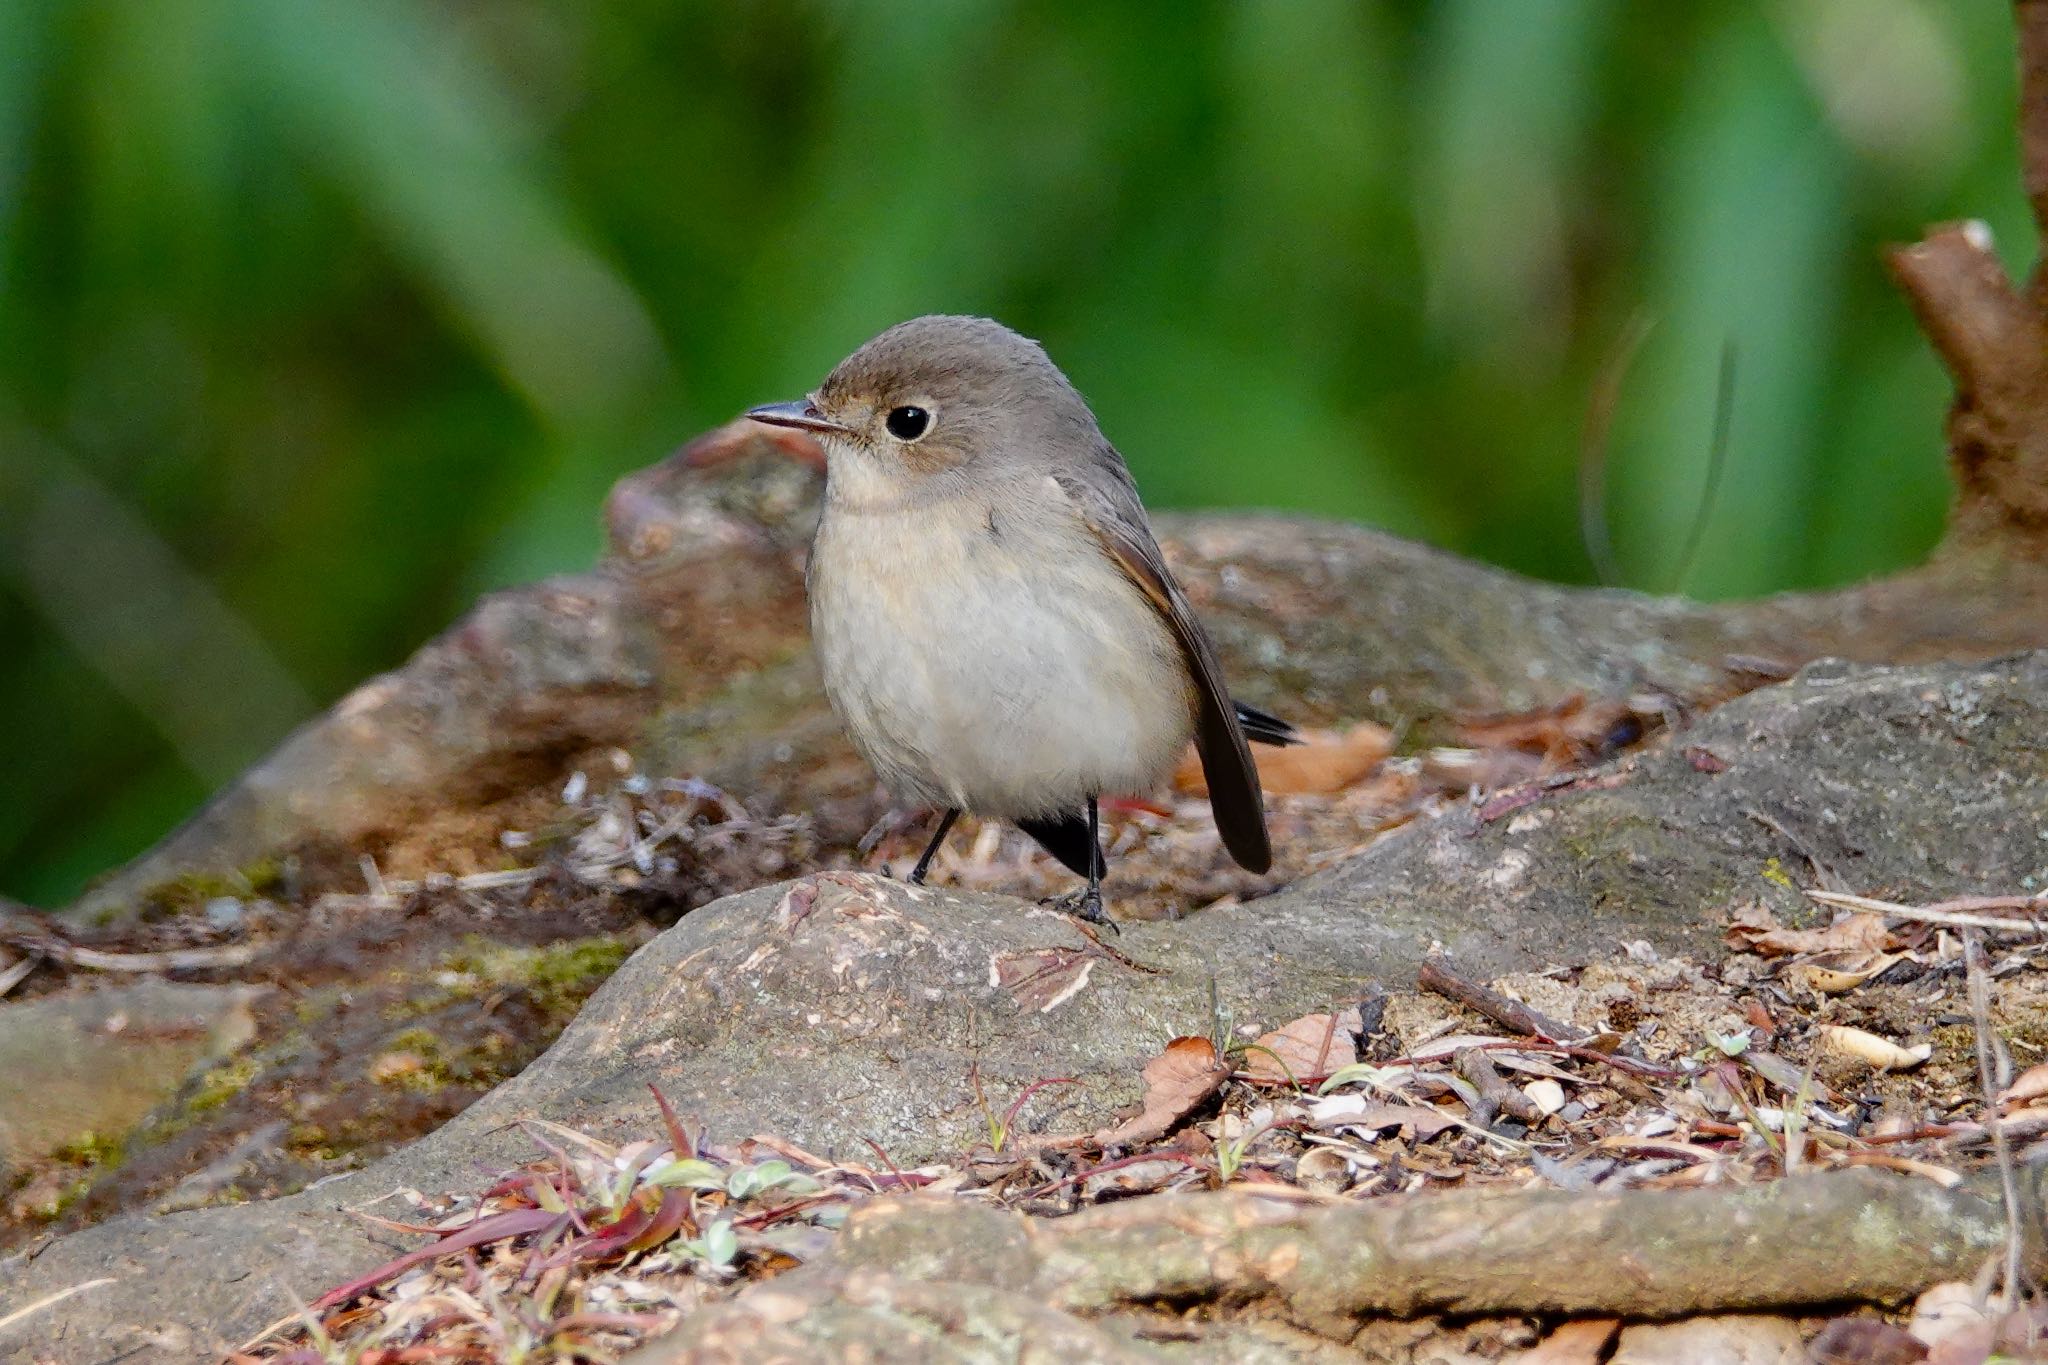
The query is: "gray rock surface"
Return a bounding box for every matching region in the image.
[4,650,2046,1361]
[0,981,264,1177]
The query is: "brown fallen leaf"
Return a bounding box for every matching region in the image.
[1808,1316,1930,1365]
[1998,1061,2048,1109]
[1909,1282,1995,1365]
[1089,1036,1230,1148]
[1726,903,1894,957]
[1244,1006,1364,1082]
[1174,722,1393,797]
[1793,949,1904,994]
[1456,694,1641,768]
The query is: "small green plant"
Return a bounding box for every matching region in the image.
[968,1064,1077,1153]
[676,1217,738,1271]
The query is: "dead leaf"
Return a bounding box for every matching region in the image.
[1081,1157,1188,1198]
[1727,904,1894,958]
[1808,1316,1930,1365]
[1175,722,1392,797]
[772,881,819,931]
[1456,694,1641,767]
[1305,1093,1458,1139]
[1292,1145,1351,1194]
[1244,1006,1364,1082]
[1610,1314,1804,1364]
[990,947,1096,1015]
[1909,1283,1995,1365]
[1089,1037,1229,1147]
[1820,1025,1932,1072]
[1512,1319,1620,1365]
[1739,1048,1839,1103]
[1998,1062,2048,1109]
[1792,948,1904,994]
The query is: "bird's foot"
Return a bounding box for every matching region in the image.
[1040,886,1119,935]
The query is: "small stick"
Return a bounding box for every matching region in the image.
[1806,888,2048,936]
[1418,956,1589,1043]
[1965,928,2031,1301]
[1455,1047,1543,1125]
[0,915,258,973]
[0,951,37,997]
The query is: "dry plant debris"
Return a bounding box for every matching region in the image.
[236,880,2048,1363]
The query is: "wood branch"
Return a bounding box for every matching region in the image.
[632,1167,2047,1361]
[1888,225,2048,546]
[1417,955,1589,1042]
[2019,0,2048,272]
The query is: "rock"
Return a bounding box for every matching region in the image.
[0,980,265,1179]
[3,652,2046,1360]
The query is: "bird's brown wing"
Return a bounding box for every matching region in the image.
[1053,473,1273,874]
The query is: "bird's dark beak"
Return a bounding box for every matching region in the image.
[745,399,851,437]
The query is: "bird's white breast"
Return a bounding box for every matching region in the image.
[808,486,1194,819]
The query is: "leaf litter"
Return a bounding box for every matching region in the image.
[238,876,2048,1363]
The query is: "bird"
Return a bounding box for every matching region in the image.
[747,315,1294,921]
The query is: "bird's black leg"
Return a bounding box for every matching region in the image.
[907,808,961,885]
[1076,795,1108,924]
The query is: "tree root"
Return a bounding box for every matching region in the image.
[633,1167,2046,1363]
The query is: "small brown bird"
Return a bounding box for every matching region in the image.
[748,315,1293,920]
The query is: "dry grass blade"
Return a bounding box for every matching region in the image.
[0,950,37,998]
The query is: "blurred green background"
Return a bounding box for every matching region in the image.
[0,0,2031,905]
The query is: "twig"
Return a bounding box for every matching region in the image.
[1964,927,2031,1301]
[0,951,37,998]
[0,915,257,973]
[1454,1047,1542,1126]
[1805,888,2048,936]
[1417,956,1589,1043]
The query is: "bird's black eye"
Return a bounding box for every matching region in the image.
[885,405,931,441]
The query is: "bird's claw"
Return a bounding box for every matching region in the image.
[1041,887,1119,935]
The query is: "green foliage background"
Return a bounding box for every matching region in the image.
[0,0,2030,904]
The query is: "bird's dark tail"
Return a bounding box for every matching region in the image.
[1233,699,1300,748]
